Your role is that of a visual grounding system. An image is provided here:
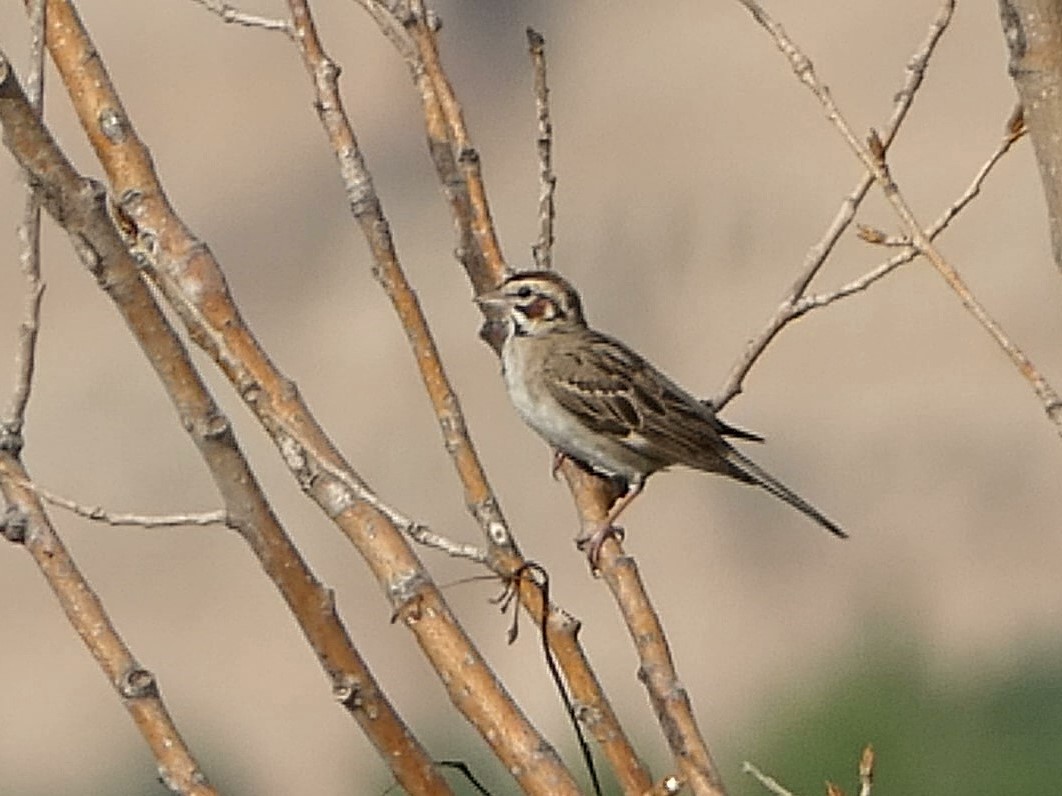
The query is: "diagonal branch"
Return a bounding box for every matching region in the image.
[365,3,724,791]
[1,0,47,444]
[31,1,578,791]
[805,112,1026,311]
[0,46,448,793]
[0,452,218,796]
[714,0,956,410]
[735,0,1062,433]
[293,1,656,790]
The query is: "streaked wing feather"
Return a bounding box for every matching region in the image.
[542,330,737,471]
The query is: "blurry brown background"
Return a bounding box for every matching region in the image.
[1,2,1060,794]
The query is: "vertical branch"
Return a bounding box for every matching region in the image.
[999,0,1062,274]
[527,27,556,271]
[2,0,46,440]
[560,465,729,796]
[405,0,509,286]
[361,4,724,791]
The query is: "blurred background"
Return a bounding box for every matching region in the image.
[1,1,1060,793]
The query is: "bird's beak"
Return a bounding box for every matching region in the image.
[473,289,506,308]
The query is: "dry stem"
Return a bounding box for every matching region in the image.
[715,0,955,410]
[735,0,1062,433]
[0,44,447,792]
[31,0,576,791]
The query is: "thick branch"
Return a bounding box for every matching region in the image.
[0,48,445,793]
[0,451,216,796]
[30,2,574,792]
[293,2,654,791]
[999,0,1062,273]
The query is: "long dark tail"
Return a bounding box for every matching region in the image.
[725,448,847,539]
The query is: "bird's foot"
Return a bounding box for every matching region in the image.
[576,523,625,572]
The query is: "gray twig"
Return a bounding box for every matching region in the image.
[527,27,556,271]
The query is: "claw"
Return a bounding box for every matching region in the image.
[576,523,625,572]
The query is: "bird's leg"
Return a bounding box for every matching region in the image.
[576,477,644,569]
[551,449,566,480]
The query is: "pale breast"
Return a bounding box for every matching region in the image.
[501,336,660,481]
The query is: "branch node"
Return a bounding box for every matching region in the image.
[0,506,28,544]
[118,666,159,700]
[856,224,887,245]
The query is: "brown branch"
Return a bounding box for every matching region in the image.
[405,0,508,290]
[31,1,577,792]
[713,0,956,410]
[358,4,668,791]
[0,456,217,796]
[285,0,498,565]
[560,466,725,796]
[805,111,1026,311]
[288,2,658,791]
[736,0,1062,433]
[0,38,446,794]
[362,4,724,791]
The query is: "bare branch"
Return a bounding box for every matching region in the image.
[0,32,444,791]
[285,0,498,565]
[742,761,799,796]
[360,5,657,791]
[527,27,556,271]
[804,109,1027,311]
[1,0,46,445]
[558,463,728,796]
[25,0,573,791]
[189,0,291,33]
[714,0,956,410]
[0,452,218,796]
[735,0,1062,432]
[999,0,1062,273]
[19,480,228,527]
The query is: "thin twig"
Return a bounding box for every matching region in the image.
[802,108,1026,311]
[714,0,956,410]
[736,0,1062,432]
[527,27,556,271]
[742,761,799,796]
[18,481,228,527]
[2,0,46,443]
[190,0,292,33]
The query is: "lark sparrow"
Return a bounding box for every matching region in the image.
[476,270,846,565]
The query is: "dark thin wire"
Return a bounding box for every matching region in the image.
[505,563,603,796]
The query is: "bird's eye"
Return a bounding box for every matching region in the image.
[516,285,533,299]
